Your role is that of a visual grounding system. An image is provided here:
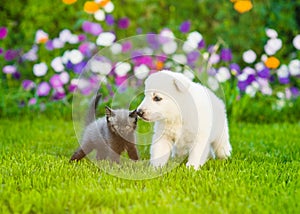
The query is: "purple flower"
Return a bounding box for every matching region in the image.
[122,41,132,52]
[4,49,19,61]
[68,84,77,93]
[45,40,54,51]
[50,74,63,88]
[279,77,290,84]
[187,51,200,64]
[238,75,256,91]
[230,63,241,74]
[147,34,160,50]
[37,82,51,97]
[179,21,191,33]
[53,89,65,100]
[220,48,232,62]
[73,61,87,74]
[0,48,3,55]
[118,18,130,29]
[105,14,115,26]
[198,39,205,49]
[290,87,300,97]
[22,80,35,90]
[133,56,153,67]
[2,65,16,74]
[13,71,21,80]
[82,21,102,36]
[257,67,271,79]
[79,43,91,56]
[0,27,8,39]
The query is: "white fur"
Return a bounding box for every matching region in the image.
[137,70,232,170]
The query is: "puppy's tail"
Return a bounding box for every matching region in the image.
[85,92,101,127]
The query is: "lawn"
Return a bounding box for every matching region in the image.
[0,116,299,213]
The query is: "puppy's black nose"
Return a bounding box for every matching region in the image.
[136,109,144,117]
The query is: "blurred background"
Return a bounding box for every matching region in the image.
[1,0,300,122]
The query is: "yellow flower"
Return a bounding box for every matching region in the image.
[62,0,77,5]
[233,0,253,13]
[265,56,280,69]
[84,1,99,14]
[98,0,110,7]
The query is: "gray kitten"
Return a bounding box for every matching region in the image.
[70,93,139,163]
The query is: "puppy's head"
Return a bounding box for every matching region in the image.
[137,71,190,122]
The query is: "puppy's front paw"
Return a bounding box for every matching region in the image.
[186,161,200,170]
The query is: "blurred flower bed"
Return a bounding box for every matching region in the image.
[0,0,300,113]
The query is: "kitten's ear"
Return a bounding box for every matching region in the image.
[105,106,115,117]
[129,109,137,118]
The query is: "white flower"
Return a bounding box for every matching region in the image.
[90,60,112,75]
[261,86,272,95]
[159,28,175,42]
[276,92,285,99]
[265,28,278,38]
[208,53,220,64]
[292,34,300,50]
[33,62,48,77]
[35,29,48,44]
[216,67,231,83]
[96,32,116,46]
[245,85,257,97]
[59,72,70,84]
[94,9,105,21]
[237,73,248,81]
[103,1,114,13]
[51,57,64,72]
[243,66,256,75]
[110,43,122,55]
[182,41,196,53]
[207,76,219,91]
[162,40,177,54]
[68,35,79,44]
[115,62,131,76]
[277,65,289,78]
[288,59,300,76]
[264,38,282,55]
[172,54,187,65]
[255,62,265,71]
[242,49,257,64]
[134,64,150,79]
[261,54,268,62]
[59,29,72,43]
[52,38,64,49]
[2,65,17,74]
[69,49,84,64]
[62,50,70,64]
[187,31,203,48]
[183,69,195,80]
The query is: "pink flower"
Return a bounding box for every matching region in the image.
[37,82,51,96]
[50,74,63,88]
[0,27,8,39]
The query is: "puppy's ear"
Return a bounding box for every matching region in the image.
[173,78,189,92]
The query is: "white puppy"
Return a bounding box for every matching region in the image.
[137,70,232,170]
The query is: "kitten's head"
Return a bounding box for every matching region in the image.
[105,106,137,140]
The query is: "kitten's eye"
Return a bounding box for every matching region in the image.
[153,95,162,102]
[125,125,131,129]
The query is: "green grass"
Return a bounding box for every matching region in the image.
[0,117,299,213]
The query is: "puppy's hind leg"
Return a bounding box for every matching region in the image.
[212,122,232,159]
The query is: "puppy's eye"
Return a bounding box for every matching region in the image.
[153,96,162,102]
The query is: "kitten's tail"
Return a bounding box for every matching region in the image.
[85,92,101,127]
